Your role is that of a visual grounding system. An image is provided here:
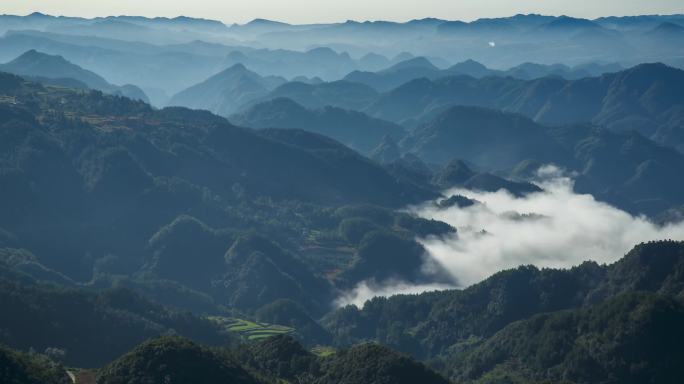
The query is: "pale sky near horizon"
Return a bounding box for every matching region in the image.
[2,0,683,24]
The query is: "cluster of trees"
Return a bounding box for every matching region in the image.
[96,335,449,384]
[96,337,260,384]
[21,284,682,384]
[449,292,684,383]
[0,345,71,384]
[323,240,684,382]
[0,261,234,367]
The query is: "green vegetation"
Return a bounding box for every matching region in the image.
[0,345,71,384]
[338,217,380,245]
[94,335,450,384]
[209,317,294,341]
[449,293,684,383]
[255,299,332,345]
[317,343,450,384]
[234,335,319,382]
[310,346,336,357]
[324,240,684,381]
[340,230,429,284]
[0,263,233,367]
[96,337,261,384]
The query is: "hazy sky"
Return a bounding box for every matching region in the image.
[3,0,683,24]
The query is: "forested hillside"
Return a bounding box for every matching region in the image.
[323,240,684,382]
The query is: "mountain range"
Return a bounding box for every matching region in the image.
[324,240,684,383]
[0,71,452,322]
[222,81,684,216]
[0,50,149,102]
[344,63,684,153]
[1,12,682,103]
[2,55,679,217]
[231,97,404,154]
[344,57,623,91]
[396,104,684,215]
[168,63,285,116]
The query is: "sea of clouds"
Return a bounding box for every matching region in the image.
[336,165,684,307]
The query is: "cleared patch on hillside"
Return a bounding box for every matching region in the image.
[208,316,294,340]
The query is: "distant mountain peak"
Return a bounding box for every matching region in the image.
[444,159,473,174]
[385,56,438,72]
[225,50,249,61]
[545,15,601,29]
[212,63,252,77]
[623,62,676,78]
[651,21,684,33]
[3,50,94,79]
[432,159,475,187]
[306,46,338,56]
[246,18,289,26]
[168,61,287,117]
[407,18,446,26]
[26,11,50,18]
[450,59,488,72]
[1,50,150,104]
[227,62,248,71]
[392,52,415,62]
[461,58,484,65]
[259,96,306,111]
[13,49,68,63]
[171,15,224,24]
[512,13,545,18]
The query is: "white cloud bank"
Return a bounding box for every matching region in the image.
[414,166,684,287]
[334,280,454,308]
[335,166,684,307]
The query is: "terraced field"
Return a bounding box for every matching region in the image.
[208,316,295,340]
[311,345,336,357]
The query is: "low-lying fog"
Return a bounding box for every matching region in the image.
[337,165,684,307]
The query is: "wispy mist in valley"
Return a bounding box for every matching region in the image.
[335,280,455,307]
[337,165,684,307]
